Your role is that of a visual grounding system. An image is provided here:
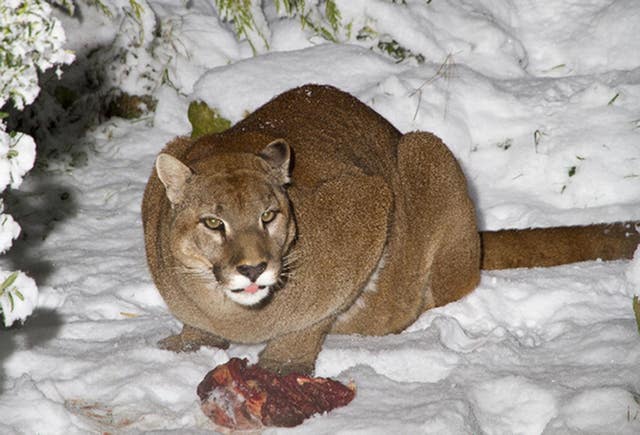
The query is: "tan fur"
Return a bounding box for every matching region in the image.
[142,84,640,374]
[481,222,640,269]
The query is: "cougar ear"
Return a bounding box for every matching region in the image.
[259,139,291,185]
[155,153,193,204]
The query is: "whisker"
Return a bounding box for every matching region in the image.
[281,249,302,268]
[166,265,215,283]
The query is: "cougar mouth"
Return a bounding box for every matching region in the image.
[230,285,267,293]
[224,281,272,306]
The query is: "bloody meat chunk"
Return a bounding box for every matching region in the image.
[197,358,355,431]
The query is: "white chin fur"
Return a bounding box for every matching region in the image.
[224,286,270,306]
[224,270,276,306]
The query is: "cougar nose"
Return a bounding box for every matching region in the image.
[236,262,267,282]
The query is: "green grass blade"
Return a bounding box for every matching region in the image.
[0,272,19,293]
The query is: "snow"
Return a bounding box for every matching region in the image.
[469,375,557,435]
[0,271,38,328]
[1,0,640,433]
[0,211,20,254]
[626,246,640,287]
[0,133,36,191]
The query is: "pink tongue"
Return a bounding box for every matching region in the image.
[244,283,260,294]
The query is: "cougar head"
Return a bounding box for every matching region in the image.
[155,139,296,306]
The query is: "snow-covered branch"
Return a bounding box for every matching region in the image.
[0,0,74,327]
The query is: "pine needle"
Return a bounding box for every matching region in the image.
[0,272,19,293]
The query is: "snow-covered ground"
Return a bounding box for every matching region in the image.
[2,0,640,433]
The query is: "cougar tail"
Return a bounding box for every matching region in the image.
[480,222,640,270]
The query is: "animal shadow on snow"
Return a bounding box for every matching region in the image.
[0,309,63,394]
[0,181,77,394]
[3,179,79,284]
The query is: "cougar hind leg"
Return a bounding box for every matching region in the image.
[395,132,481,308]
[332,132,481,336]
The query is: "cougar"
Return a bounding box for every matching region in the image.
[142,84,639,375]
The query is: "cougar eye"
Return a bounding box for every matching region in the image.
[202,217,224,231]
[261,210,277,224]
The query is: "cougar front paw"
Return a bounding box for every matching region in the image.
[158,325,230,352]
[258,357,315,376]
[158,334,198,352]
